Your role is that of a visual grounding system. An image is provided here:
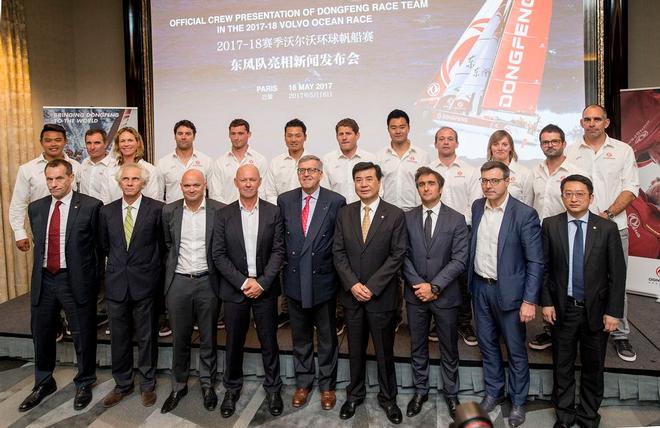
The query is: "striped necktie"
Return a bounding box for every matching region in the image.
[124,205,134,249]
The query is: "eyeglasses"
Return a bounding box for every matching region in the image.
[479,177,506,186]
[561,191,589,200]
[296,167,321,175]
[540,139,563,147]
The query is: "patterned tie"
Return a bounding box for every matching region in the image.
[301,195,312,235]
[571,219,585,301]
[361,206,371,242]
[124,205,134,250]
[46,201,62,273]
[424,209,433,247]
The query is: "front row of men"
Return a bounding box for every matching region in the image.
[20,157,624,428]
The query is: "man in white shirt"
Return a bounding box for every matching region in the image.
[208,118,268,204]
[429,127,481,347]
[156,120,212,203]
[565,104,640,362]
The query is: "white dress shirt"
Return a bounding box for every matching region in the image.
[474,194,510,279]
[208,147,268,204]
[156,150,212,203]
[507,160,534,206]
[79,154,115,201]
[240,200,259,279]
[301,187,320,233]
[377,144,430,211]
[100,159,162,205]
[43,191,73,268]
[175,200,208,274]
[322,148,376,203]
[10,153,81,241]
[565,135,640,230]
[360,197,381,232]
[421,201,441,236]
[429,157,481,225]
[121,194,142,223]
[532,159,589,220]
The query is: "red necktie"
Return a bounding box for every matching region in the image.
[47,200,63,274]
[301,195,311,235]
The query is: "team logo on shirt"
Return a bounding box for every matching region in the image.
[605,152,615,159]
[456,170,463,176]
[194,160,201,165]
[509,176,517,183]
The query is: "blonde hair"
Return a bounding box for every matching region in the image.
[487,129,518,162]
[112,127,145,164]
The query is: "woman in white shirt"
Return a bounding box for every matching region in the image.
[486,130,534,206]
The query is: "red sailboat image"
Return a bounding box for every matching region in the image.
[417,0,553,145]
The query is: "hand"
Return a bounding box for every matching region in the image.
[598,211,609,219]
[603,314,619,332]
[243,278,263,299]
[519,302,536,323]
[351,283,372,302]
[413,283,436,302]
[542,306,556,325]
[16,239,30,252]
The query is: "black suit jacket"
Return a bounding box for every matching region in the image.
[333,199,407,312]
[278,187,346,308]
[99,195,165,302]
[212,199,285,304]
[402,204,468,308]
[162,198,225,297]
[540,212,626,332]
[28,191,103,306]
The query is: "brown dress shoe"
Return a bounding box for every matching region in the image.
[141,390,157,407]
[320,391,336,410]
[291,388,310,407]
[102,387,134,408]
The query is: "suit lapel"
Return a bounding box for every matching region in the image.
[363,202,386,250]
[302,189,330,254]
[128,196,148,252]
[584,212,597,265]
[496,199,514,262]
[350,203,363,247]
[172,201,184,258]
[232,203,246,254]
[204,200,214,250]
[256,200,266,255]
[428,205,447,248]
[557,212,570,264]
[412,206,427,250]
[65,192,82,242]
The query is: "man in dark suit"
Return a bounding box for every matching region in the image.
[402,166,468,420]
[98,163,164,408]
[278,155,346,410]
[333,161,407,424]
[213,164,285,418]
[160,169,225,413]
[18,159,102,412]
[468,161,543,427]
[541,174,625,428]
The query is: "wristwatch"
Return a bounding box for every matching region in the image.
[431,284,440,295]
[604,209,616,220]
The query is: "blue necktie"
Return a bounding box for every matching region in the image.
[571,220,585,301]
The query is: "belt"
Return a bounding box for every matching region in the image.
[567,296,585,307]
[175,271,209,279]
[475,274,497,285]
[42,268,68,274]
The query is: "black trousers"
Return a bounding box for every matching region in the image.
[407,302,459,397]
[344,306,397,406]
[223,295,282,394]
[552,304,609,428]
[457,226,473,327]
[287,297,338,391]
[32,270,97,388]
[107,294,158,392]
[166,275,219,391]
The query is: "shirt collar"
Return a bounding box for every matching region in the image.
[284,150,308,161]
[52,190,74,206]
[422,201,442,215]
[86,153,112,166]
[385,144,416,158]
[302,187,320,201]
[122,194,143,211]
[337,147,363,160]
[433,156,463,169]
[485,193,509,212]
[184,198,206,213]
[239,199,259,214]
[39,153,72,164]
[361,197,380,214]
[567,211,589,224]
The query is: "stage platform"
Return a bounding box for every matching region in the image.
[0,293,658,403]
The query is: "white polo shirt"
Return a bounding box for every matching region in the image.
[156,150,212,203]
[429,157,481,225]
[208,147,268,204]
[532,159,589,220]
[322,147,376,204]
[377,144,430,212]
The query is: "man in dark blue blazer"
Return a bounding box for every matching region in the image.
[402,167,468,420]
[278,155,346,410]
[468,161,543,427]
[98,163,165,409]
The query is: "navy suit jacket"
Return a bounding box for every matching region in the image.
[468,196,544,311]
[402,203,468,308]
[99,195,165,302]
[278,187,346,308]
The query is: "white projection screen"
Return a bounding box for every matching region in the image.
[151,0,585,162]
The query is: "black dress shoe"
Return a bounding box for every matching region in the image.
[220,390,240,418]
[553,421,572,428]
[266,391,283,416]
[381,402,403,425]
[202,387,217,411]
[406,393,428,417]
[160,386,188,414]
[445,396,460,420]
[74,385,93,410]
[19,379,58,412]
[339,399,364,419]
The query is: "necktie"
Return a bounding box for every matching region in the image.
[46,200,63,273]
[424,209,433,246]
[361,206,371,242]
[301,195,311,235]
[124,205,134,249]
[571,219,585,301]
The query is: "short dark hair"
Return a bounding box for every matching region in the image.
[582,104,608,118]
[352,161,382,180]
[387,109,410,126]
[480,161,510,179]
[539,124,565,143]
[174,119,197,135]
[229,118,250,132]
[560,174,594,194]
[415,166,445,188]
[285,118,307,135]
[335,118,359,133]
[40,124,67,141]
[44,158,73,176]
[85,128,107,141]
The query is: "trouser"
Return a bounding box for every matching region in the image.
[611,229,629,340]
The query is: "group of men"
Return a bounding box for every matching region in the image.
[10,104,637,428]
